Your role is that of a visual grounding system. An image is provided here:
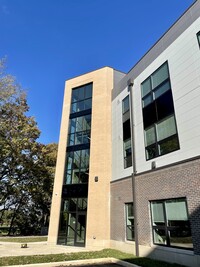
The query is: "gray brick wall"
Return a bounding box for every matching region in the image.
[110,177,133,241]
[110,158,200,255]
[135,158,200,255]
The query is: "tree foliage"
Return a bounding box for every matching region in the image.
[0,59,57,235]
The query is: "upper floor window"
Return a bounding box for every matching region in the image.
[141,62,179,160]
[67,114,91,146]
[122,95,130,114]
[122,96,132,168]
[197,31,200,48]
[71,83,93,114]
[65,149,90,184]
[141,62,170,108]
[150,198,193,250]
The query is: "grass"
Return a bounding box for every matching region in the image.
[0,249,187,267]
[0,236,47,243]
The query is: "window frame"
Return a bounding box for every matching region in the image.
[197,31,200,48]
[67,114,91,147]
[122,95,130,114]
[65,149,90,185]
[125,202,134,241]
[144,115,179,160]
[141,62,180,160]
[70,83,93,114]
[122,95,132,169]
[150,198,193,250]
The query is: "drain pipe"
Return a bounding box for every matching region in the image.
[128,78,139,257]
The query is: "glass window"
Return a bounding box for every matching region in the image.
[85,84,92,99]
[156,115,176,142]
[142,94,153,107]
[145,115,179,160]
[197,31,200,48]
[159,135,179,156]
[152,63,169,89]
[154,80,171,99]
[65,149,90,184]
[124,138,132,168]
[125,203,134,241]
[141,62,179,160]
[141,77,151,97]
[70,83,93,114]
[151,198,193,249]
[145,126,156,147]
[67,115,91,147]
[122,95,130,114]
[122,96,132,169]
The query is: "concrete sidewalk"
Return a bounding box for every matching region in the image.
[0,241,101,257]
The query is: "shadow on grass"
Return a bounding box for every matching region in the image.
[0,249,187,267]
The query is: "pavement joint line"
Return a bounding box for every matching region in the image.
[1,257,141,267]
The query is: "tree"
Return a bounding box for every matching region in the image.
[0,59,57,235]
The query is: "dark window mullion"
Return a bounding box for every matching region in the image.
[163,201,170,246]
[153,123,159,157]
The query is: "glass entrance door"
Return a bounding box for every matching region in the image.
[58,198,87,247]
[66,212,86,246]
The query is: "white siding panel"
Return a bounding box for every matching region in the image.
[134,18,200,173]
[112,17,200,177]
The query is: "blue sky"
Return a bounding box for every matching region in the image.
[0,0,194,144]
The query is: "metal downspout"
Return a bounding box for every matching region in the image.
[128,78,139,257]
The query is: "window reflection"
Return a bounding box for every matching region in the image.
[65,149,90,184]
[151,198,193,249]
[68,115,91,147]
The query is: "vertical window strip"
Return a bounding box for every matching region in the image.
[122,96,132,168]
[125,203,134,241]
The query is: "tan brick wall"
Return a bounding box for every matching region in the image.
[48,67,114,247]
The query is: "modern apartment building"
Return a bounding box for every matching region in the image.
[48,1,200,266]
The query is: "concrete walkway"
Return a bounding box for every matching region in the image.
[0,241,101,257]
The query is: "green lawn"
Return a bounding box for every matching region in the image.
[0,236,47,243]
[0,249,187,267]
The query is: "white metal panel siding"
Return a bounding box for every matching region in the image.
[134,17,200,173]
[112,88,133,181]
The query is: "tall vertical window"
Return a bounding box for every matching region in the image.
[197,31,200,48]
[58,83,93,246]
[150,198,193,249]
[64,83,93,185]
[125,203,134,241]
[141,62,179,160]
[122,96,132,168]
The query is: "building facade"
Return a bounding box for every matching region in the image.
[48,1,200,266]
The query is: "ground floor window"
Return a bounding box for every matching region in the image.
[125,203,134,241]
[150,198,193,249]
